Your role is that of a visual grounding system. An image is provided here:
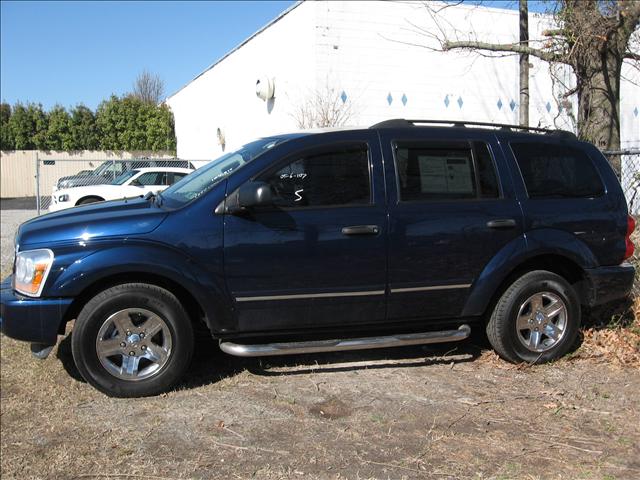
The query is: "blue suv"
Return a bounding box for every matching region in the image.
[1,119,636,397]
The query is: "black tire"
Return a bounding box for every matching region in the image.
[71,283,194,397]
[77,196,103,205]
[486,270,580,364]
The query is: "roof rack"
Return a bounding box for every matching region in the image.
[369,119,576,139]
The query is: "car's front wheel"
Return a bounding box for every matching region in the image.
[77,196,103,205]
[486,270,580,364]
[71,283,194,397]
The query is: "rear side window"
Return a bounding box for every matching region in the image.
[511,143,604,198]
[136,172,164,185]
[394,141,499,201]
[259,145,371,208]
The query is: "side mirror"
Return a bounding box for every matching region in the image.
[237,181,273,209]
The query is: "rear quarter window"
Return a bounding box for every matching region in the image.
[510,143,604,198]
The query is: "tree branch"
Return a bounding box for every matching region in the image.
[542,29,565,37]
[442,40,565,64]
[625,52,640,61]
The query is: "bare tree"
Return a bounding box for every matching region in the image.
[292,84,356,129]
[132,70,165,105]
[406,1,639,150]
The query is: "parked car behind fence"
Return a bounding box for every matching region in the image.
[49,167,194,211]
[30,158,198,213]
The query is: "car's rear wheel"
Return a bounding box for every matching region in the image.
[71,283,194,397]
[486,270,580,364]
[77,196,103,205]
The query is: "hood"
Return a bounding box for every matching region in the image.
[57,174,108,189]
[57,184,143,198]
[18,198,168,248]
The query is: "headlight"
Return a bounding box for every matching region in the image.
[13,249,54,297]
[57,194,69,202]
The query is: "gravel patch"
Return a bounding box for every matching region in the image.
[1,210,37,277]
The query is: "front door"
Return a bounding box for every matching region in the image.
[223,135,388,332]
[380,130,523,322]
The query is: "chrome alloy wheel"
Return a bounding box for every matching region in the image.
[515,292,568,353]
[95,308,172,381]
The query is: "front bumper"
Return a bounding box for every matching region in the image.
[584,262,635,307]
[0,276,73,345]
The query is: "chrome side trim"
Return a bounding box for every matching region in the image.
[390,283,472,293]
[220,324,471,357]
[235,290,385,303]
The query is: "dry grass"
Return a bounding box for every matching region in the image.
[576,222,640,367]
[2,329,639,480]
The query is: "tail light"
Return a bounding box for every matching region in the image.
[624,215,636,261]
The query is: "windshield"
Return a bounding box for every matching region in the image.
[160,138,284,207]
[111,170,139,185]
[93,162,113,176]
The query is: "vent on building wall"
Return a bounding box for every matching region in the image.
[256,77,275,101]
[217,128,226,151]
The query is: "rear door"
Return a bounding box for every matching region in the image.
[380,129,523,322]
[223,132,388,332]
[507,141,621,266]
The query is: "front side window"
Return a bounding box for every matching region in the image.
[259,145,371,208]
[136,172,165,186]
[395,141,499,201]
[511,143,604,198]
[111,169,139,185]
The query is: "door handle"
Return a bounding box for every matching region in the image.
[486,219,517,229]
[341,225,380,236]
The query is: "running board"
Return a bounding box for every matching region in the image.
[219,324,471,358]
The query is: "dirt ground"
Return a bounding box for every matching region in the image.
[1,212,639,480]
[1,325,639,480]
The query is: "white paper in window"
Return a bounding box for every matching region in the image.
[418,155,473,194]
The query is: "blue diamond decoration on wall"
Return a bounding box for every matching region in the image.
[497,99,503,110]
[401,93,408,106]
[444,95,450,108]
[457,96,464,108]
[340,91,347,104]
[509,99,516,111]
[387,93,393,105]
[635,107,639,117]
[546,102,552,113]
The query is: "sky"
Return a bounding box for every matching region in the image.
[0,0,295,110]
[1,0,547,111]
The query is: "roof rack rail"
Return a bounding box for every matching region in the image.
[369,119,576,139]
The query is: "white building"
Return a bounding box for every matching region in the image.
[167,0,639,162]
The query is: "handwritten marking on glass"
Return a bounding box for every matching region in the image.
[280,173,307,180]
[294,189,304,202]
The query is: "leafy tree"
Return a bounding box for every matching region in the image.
[3,96,175,151]
[45,105,73,150]
[69,104,99,150]
[96,95,176,151]
[28,103,49,149]
[8,102,48,150]
[0,103,14,149]
[146,104,176,151]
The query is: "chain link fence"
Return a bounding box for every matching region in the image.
[603,150,640,215]
[32,157,196,213]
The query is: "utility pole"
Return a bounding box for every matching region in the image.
[519,0,529,126]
